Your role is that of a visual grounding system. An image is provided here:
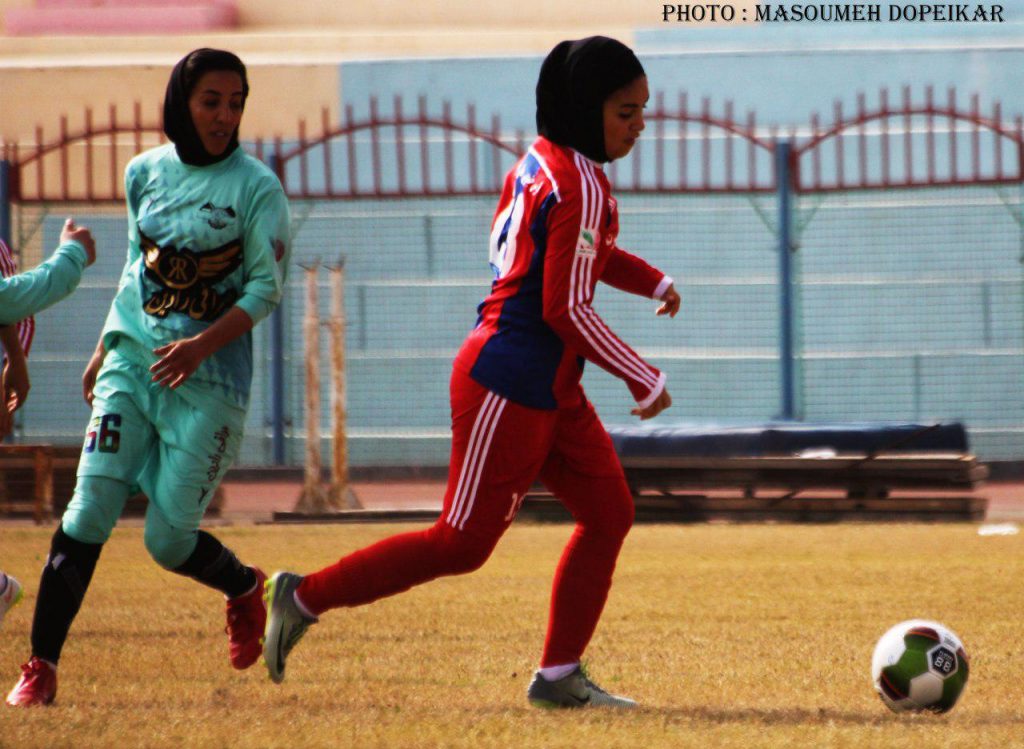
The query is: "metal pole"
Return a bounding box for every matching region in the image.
[270,301,285,464]
[776,142,796,420]
[0,160,11,247]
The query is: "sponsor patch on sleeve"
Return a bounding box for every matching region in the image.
[575,228,598,258]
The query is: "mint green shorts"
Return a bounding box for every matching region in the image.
[63,349,244,546]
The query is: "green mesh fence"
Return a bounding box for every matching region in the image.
[7,183,1024,466]
[793,184,1024,459]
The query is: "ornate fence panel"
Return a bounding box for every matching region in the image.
[793,85,1024,191]
[2,88,1022,465]
[790,87,1024,459]
[2,102,166,204]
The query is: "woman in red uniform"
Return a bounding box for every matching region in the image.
[264,36,680,709]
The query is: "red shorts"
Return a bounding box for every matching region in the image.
[442,368,630,540]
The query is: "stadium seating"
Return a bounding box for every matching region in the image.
[5,0,238,35]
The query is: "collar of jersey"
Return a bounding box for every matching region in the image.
[570,147,603,170]
[168,143,244,172]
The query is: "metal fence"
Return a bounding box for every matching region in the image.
[2,86,1022,465]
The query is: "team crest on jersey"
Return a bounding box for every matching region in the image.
[199,202,237,230]
[140,228,242,321]
[576,228,598,258]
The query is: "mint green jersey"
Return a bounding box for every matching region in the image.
[101,144,291,412]
[0,240,87,325]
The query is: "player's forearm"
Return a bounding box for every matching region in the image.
[0,241,87,325]
[0,325,25,365]
[543,304,663,404]
[194,306,255,358]
[600,246,668,298]
[90,334,106,361]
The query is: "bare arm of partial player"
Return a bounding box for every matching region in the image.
[0,330,18,437]
[0,325,29,412]
[0,367,11,440]
[3,219,96,408]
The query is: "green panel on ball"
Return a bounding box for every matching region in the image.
[896,647,929,678]
[934,649,970,713]
[880,663,912,699]
[904,629,941,652]
[936,668,967,713]
[957,648,971,684]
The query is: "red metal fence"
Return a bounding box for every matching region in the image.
[3,87,1023,203]
[2,102,166,203]
[794,85,1024,192]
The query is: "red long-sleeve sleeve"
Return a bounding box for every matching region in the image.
[541,175,665,406]
[600,245,669,299]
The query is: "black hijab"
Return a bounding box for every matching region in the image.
[163,48,249,167]
[535,36,645,163]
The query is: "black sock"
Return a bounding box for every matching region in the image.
[172,531,255,598]
[31,527,103,665]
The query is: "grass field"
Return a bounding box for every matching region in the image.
[1,521,1022,748]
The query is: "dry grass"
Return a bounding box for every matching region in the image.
[1,521,1022,748]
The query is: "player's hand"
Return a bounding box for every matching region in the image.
[82,347,105,405]
[150,337,209,389]
[656,283,680,318]
[60,218,97,267]
[3,351,29,411]
[631,387,672,420]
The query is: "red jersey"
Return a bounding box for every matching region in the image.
[454,136,669,410]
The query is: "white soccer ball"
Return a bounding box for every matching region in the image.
[871,619,969,713]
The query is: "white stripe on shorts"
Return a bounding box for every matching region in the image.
[446,391,508,530]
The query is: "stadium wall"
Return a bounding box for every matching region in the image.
[4,18,1024,468]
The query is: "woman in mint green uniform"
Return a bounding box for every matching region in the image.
[7,48,291,707]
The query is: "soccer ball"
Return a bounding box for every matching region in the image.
[871,619,969,713]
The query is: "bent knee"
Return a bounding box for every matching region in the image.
[61,475,131,544]
[143,525,197,569]
[425,522,497,576]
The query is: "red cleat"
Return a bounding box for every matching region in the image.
[225,567,267,670]
[6,657,57,707]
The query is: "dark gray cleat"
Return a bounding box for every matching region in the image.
[527,666,637,709]
[262,571,317,684]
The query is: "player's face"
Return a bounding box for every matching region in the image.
[188,71,245,156]
[603,75,648,161]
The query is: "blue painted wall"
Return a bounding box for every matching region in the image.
[341,21,1024,130]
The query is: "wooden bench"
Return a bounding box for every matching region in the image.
[523,452,989,523]
[523,422,990,522]
[0,444,224,524]
[0,445,56,524]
